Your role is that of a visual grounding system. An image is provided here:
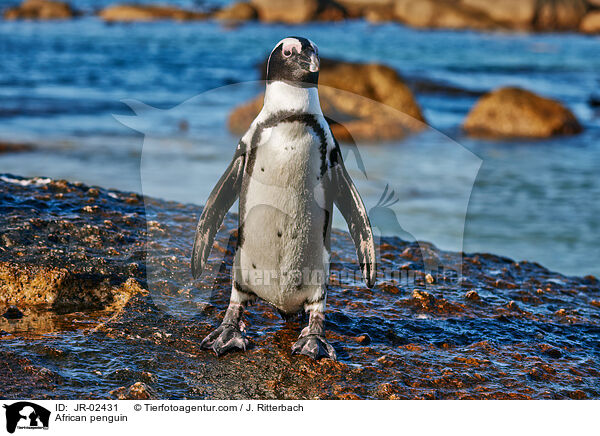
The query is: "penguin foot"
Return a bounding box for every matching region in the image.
[200,324,248,356]
[291,334,337,360]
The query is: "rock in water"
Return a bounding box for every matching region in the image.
[213,2,258,21]
[463,87,582,138]
[580,10,600,33]
[3,0,74,20]
[98,4,208,22]
[250,0,346,23]
[534,0,588,31]
[393,0,500,31]
[459,0,537,29]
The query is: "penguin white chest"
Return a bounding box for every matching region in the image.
[237,121,327,311]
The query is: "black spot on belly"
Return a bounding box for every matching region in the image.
[252,263,256,269]
[261,168,264,172]
[277,231,282,237]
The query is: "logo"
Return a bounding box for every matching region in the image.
[3,402,50,434]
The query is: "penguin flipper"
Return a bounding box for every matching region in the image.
[191,149,245,279]
[331,154,377,288]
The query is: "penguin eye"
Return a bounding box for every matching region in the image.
[282,49,292,58]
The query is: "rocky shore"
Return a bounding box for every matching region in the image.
[3,0,600,33]
[1,174,599,399]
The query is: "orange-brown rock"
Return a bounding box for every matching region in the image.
[459,0,537,29]
[3,0,73,20]
[250,0,347,23]
[213,2,258,21]
[580,10,600,33]
[393,0,500,30]
[463,87,582,138]
[534,0,588,31]
[337,0,394,18]
[98,4,208,22]
[229,59,425,142]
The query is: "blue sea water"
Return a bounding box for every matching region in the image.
[0,3,599,276]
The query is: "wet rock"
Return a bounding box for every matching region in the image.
[465,290,480,301]
[98,4,208,22]
[463,87,582,138]
[376,382,396,397]
[250,0,346,23]
[2,306,24,320]
[0,263,146,312]
[569,389,587,399]
[0,175,149,314]
[506,300,521,312]
[543,347,563,359]
[213,2,258,21]
[410,289,463,313]
[0,351,62,398]
[110,382,157,400]
[580,10,600,33]
[3,0,74,20]
[393,0,500,31]
[355,333,371,345]
[1,175,599,400]
[229,58,425,142]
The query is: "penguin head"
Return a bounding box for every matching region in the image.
[266,37,320,87]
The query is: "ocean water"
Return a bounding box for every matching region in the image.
[0,7,599,276]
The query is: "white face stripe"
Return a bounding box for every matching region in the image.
[271,37,300,56]
[280,38,302,55]
[267,37,319,77]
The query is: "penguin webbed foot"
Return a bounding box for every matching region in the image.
[292,334,337,361]
[200,323,248,356]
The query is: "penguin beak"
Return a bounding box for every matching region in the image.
[309,53,320,73]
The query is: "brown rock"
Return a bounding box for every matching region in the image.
[463,87,582,138]
[580,10,600,33]
[3,0,73,20]
[229,59,425,142]
[0,141,34,154]
[250,0,346,23]
[110,382,157,400]
[535,0,588,31]
[337,0,394,17]
[364,6,395,23]
[465,290,480,301]
[251,0,319,22]
[0,261,146,312]
[460,0,536,29]
[98,4,208,22]
[2,306,24,320]
[213,2,258,21]
[393,0,500,30]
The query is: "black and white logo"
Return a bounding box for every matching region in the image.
[3,402,50,434]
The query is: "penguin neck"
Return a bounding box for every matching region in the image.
[263,81,322,115]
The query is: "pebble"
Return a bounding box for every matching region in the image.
[2,306,24,319]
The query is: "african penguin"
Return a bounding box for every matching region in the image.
[192,36,376,360]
